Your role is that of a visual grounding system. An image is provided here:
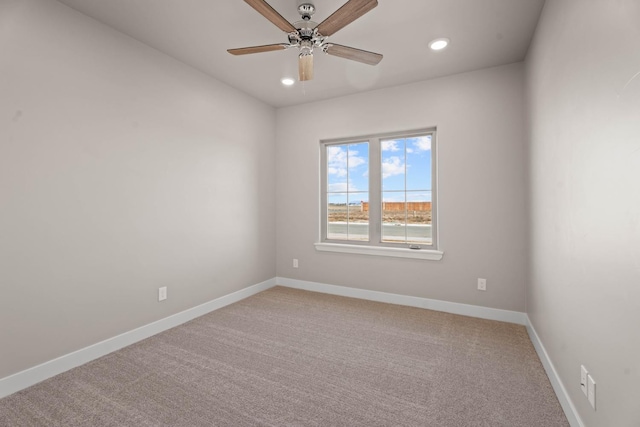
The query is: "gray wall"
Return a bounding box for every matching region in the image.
[0,0,276,379]
[276,63,528,312]
[5,2,637,424]
[526,1,640,425]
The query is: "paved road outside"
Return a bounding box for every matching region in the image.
[327,222,432,243]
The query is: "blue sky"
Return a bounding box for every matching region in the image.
[327,135,432,204]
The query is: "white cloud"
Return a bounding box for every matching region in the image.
[328,167,346,177]
[328,183,348,192]
[382,156,405,179]
[412,136,431,152]
[347,150,366,168]
[327,145,366,176]
[327,146,346,171]
[382,140,400,152]
[327,180,360,193]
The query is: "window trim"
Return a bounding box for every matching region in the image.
[319,128,441,259]
[314,242,444,260]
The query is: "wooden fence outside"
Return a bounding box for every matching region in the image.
[361,202,431,212]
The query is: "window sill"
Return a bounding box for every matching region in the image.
[314,242,444,260]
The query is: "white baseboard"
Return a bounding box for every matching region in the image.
[1,275,580,427]
[526,316,584,427]
[276,277,528,325]
[0,278,277,399]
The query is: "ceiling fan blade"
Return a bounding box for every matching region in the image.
[326,44,382,65]
[299,55,314,81]
[227,44,288,55]
[315,0,378,36]
[243,0,296,33]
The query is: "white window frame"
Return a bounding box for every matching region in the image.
[316,128,443,260]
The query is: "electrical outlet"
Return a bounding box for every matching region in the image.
[158,286,167,302]
[293,258,299,268]
[580,365,588,397]
[477,278,487,291]
[587,374,596,409]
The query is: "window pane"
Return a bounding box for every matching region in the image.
[381,135,433,245]
[327,193,348,240]
[382,192,406,242]
[382,192,432,244]
[327,193,369,241]
[406,135,431,191]
[326,142,369,242]
[327,145,348,192]
[347,193,368,241]
[406,191,432,224]
[327,142,368,193]
[406,191,432,244]
[381,138,405,192]
[348,142,368,192]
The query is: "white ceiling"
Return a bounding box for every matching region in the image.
[56,0,545,107]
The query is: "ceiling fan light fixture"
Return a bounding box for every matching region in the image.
[299,53,313,81]
[429,38,450,51]
[281,77,295,86]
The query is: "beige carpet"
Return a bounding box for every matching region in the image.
[0,286,568,426]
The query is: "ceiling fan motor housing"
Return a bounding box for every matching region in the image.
[298,24,316,40]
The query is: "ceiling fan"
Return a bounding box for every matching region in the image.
[228,0,383,82]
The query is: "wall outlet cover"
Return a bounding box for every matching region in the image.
[587,374,596,409]
[580,365,588,397]
[158,286,167,302]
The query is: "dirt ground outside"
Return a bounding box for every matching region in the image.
[328,204,432,224]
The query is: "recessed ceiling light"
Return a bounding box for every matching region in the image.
[429,38,450,51]
[281,77,295,86]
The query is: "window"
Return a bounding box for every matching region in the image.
[318,129,442,260]
[325,141,370,242]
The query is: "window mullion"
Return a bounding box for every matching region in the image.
[320,145,328,242]
[369,137,382,245]
[346,144,350,240]
[430,132,438,249]
[404,142,408,243]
